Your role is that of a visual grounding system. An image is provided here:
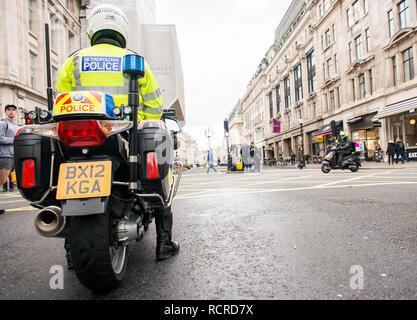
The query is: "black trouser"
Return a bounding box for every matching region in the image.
[336,151,351,165]
[388,154,395,164]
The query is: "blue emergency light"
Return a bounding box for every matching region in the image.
[123,54,145,79]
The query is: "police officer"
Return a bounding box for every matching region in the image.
[336,132,355,167]
[57,4,179,263]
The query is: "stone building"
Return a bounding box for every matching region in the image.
[0,0,185,125]
[235,0,417,162]
[0,0,87,124]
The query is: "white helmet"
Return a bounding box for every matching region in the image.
[87,4,130,47]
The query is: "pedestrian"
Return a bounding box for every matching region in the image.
[363,141,369,161]
[387,140,395,165]
[291,151,296,166]
[0,104,20,214]
[2,173,14,192]
[206,149,217,174]
[374,144,383,163]
[394,138,405,164]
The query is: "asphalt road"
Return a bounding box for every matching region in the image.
[0,167,416,300]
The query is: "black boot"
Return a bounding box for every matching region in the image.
[155,208,180,261]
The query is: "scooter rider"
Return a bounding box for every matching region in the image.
[56,4,179,263]
[336,132,355,167]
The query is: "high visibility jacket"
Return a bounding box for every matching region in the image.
[56,43,163,121]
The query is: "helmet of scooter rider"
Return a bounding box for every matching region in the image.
[340,131,349,140]
[87,4,130,48]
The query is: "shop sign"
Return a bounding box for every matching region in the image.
[316,136,323,143]
[407,148,417,161]
[372,121,382,128]
[355,141,365,152]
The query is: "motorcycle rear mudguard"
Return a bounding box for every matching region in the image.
[61,156,123,217]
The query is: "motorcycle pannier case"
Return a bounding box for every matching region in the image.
[137,120,173,203]
[13,132,54,202]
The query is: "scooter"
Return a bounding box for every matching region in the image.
[13,54,182,293]
[321,147,361,173]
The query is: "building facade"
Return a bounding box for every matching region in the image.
[235,0,417,162]
[0,0,86,124]
[0,0,186,125]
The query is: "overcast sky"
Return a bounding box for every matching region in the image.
[155,0,290,151]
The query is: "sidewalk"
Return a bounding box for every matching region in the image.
[262,161,417,170]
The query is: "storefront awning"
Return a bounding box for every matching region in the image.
[348,112,378,130]
[375,97,417,119]
[312,124,332,137]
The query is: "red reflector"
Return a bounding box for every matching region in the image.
[58,120,107,147]
[22,159,35,188]
[147,152,159,179]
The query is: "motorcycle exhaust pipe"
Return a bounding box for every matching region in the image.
[34,206,68,238]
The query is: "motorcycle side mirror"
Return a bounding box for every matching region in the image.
[165,118,181,133]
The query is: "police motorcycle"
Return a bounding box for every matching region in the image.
[13,54,183,292]
[321,144,361,174]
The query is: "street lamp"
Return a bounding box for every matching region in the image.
[298,118,305,167]
[204,127,213,150]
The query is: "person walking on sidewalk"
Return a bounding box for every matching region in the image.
[387,140,395,165]
[291,151,296,166]
[394,138,405,164]
[0,104,20,214]
[207,149,217,174]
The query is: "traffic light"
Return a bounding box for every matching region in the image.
[224,119,229,133]
[331,120,344,136]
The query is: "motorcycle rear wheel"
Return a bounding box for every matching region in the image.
[321,164,331,174]
[69,205,128,293]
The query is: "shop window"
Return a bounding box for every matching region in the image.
[403,47,414,82]
[405,113,417,148]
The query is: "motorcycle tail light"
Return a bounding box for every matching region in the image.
[30,120,132,147]
[22,159,35,188]
[58,120,107,147]
[147,152,159,179]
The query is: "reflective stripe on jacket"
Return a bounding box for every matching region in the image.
[56,44,163,121]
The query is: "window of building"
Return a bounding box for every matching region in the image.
[284,75,291,108]
[325,29,331,47]
[50,13,57,50]
[28,0,34,32]
[355,35,363,59]
[403,47,414,82]
[30,52,36,89]
[275,85,281,113]
[324,0,330,12]
[307,50,316,93]
[268,92,273,119]
[347,8,353,27]
[334,54,338,74]
[365,29,371,52]
[363,0,368,14]
[321,35,324,50]
[388,10,394,38]
[337,87,341,107]
[330,90,336,111]
[294,63,303,102]
[398,0,410,29]
[319,4,323,17]
[359,73,366,99]
[392,56,398,85]
[369,69,374,95]
[327,59,333,78]
[353,1,360,21]
[352,79,356,101]
[332,24,336,42]
[312,102,317,119]
[349,42,353,64]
